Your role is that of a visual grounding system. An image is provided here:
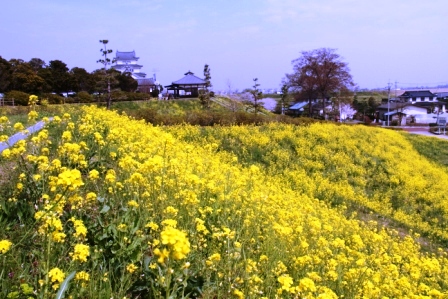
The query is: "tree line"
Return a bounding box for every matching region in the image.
[0,56,139,105]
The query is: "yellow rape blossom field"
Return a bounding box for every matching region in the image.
[2,105,448,298]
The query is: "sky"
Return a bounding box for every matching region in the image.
[1,0,447,92]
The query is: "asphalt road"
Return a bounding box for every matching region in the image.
[401,127,448,140]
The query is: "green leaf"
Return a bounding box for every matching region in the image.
[100,205,110,213]
[143,255,152,270]
[55,271,76,299]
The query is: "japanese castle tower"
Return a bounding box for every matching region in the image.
[112,50,147,80]
[112,50,158,93]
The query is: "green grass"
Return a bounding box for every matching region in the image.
[403,132,448,168]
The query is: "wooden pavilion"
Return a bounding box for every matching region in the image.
[165,71,206,98]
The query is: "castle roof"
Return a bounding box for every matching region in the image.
[115,50,139,61]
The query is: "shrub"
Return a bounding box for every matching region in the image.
[124,92,150,102]
[75,91,94,103]
[4,90,30,106]
[41,93,65,104]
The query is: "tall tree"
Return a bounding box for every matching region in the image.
[286,48,354,118]
[0,56,12,92]
[97,39,115,109]
[28,58,46,73]
[9,59,48,94]
[46,60,71,95]
[116,71,138,92]
[70,67,96,93]
[278,83,291,115]
[250,78,263,114]
[199,64,212,109]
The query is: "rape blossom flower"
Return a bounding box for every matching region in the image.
[71,244,90,263]
[0,239,12,254]
[126,263,138,273]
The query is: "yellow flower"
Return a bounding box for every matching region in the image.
[127,200,139,208]
[57,169,84,190]
[71,218,87,239]
[278,274,293,291]
[118,223,127,231]
[1,148,11,158]
[0,116,8,124]
[160,226,190,260]
[13,122,24,131]
[145,222,159,231]
[126,263,138,273]
[0,239,12,254]
[153,248,170,264]
[28,95,38,106]
[28,110,38,121]
[51,231,66,243]
[62,131,72,141]
[233,289,244,299]
[298,277,316,292]
[75,271,90,281]
[72,244,90,263]
[48,267,65,284]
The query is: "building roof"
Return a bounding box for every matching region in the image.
[436,92,448,98]
[115,51,139,61]
[132,72,147,79]
[172,71,206,85]
[378,102,412,110]
[138,78,156,86]
[400,90,436,98]
[289,102,308,110]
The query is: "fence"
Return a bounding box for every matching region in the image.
[0,98,15,106]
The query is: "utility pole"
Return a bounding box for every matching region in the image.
[387,81,392,126]
[97,40,114,109]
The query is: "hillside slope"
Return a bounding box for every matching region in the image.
[1,107,448,298]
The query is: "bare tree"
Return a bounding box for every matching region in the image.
[286,48,354,118]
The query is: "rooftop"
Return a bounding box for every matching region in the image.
[115,50,139,61]
[171,71,206,85]
[399,90,437,98]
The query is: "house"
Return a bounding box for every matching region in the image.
[137,77,158,94]
[288,101,308,116]
[378,92,446,125]
[378,102,428,125]
[288,100,336,119]
[399,90,438,103]
[436,92,448,101]
[165,71,207,98]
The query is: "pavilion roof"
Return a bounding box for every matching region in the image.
[172,71,206,85]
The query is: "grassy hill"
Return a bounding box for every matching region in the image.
[1,105,448,298]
